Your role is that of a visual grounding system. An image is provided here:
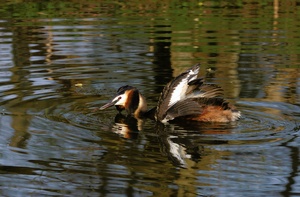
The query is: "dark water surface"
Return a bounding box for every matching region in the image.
[0,1,300,196]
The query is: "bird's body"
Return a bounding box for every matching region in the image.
[100,64,241,123]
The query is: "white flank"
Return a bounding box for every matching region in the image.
[231,111,241,121]
[161,118,169,123]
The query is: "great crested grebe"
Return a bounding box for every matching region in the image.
[99,64,241,123]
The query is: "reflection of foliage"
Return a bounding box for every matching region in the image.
[3,0,299,64]
[0,0,232,19]
[1,0,203,19]
[0,0,295,21]
[1,2,72,18]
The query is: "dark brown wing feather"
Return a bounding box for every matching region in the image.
[186,78,224,98]
[185,78,204,95]
[164,100,202,120]
[194,97,231,110]
[197,84,224,98]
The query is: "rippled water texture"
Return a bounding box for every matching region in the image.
[0,1,300,196]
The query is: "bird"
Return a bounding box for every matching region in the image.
[99,64,241,123]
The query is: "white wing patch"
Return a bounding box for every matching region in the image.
[168,69,198,108]
[168,78,189,107]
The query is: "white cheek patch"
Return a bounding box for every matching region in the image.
[114,95,127,106]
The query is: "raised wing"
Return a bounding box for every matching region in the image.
[155,64,200,121]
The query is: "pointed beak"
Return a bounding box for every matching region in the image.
[99,97,120,110]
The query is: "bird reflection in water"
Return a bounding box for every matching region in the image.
[154,122,231,167]
[110,114,232,167]
[111,113,143,139]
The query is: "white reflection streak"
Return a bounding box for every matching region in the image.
[45,25,54,66]
[167,136,191,167]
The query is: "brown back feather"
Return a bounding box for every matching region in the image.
[163,97,231,121]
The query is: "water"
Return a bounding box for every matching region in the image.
[0,1,300,196]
